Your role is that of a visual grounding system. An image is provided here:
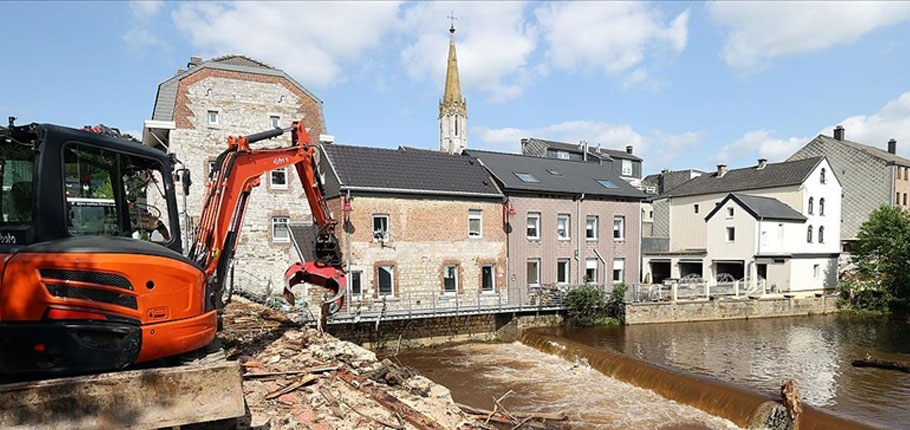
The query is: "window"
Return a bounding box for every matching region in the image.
[819,198,825,216]
[455,116,459,136]
[556,150,570,160]
[481,265,495,293]
[557,259,570,284]
[207,110,219,125]
[905,193,908,206]
[527,212,541,239]
[761,230,768,247]
[813,264,820,279]
[694,204,700,214]
[586,215,598,241]
[377,265,394,297]
[808,197,814,215]
[515,172,540,183]
[2,141,34,225]
[807,225,813,243]
[208,160,218,178]
[820,168,826,184]
[468,209,482,238]
[372,214,389,241]
[613,258,625,284]
[727,207,734,218]
[557,214,571,240]
[443,265,458,295]
[527,259,540,287]
[63,144,172,243]
[270,167,288,189]
[622,159,633,176]
[272,216,289,242]
[350,271,362,297]
[726,227,735,242]
[597,180,618,189]
[585,258,598,284]
[270,115,280,129]
[819,226,825,244]
[613,216,625,241]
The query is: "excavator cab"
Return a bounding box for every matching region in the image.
[0,121,214,376]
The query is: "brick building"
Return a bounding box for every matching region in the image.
[305,144,506,314]
[142,55,327,297]
[466,149,646,291]
[788,126,910,248]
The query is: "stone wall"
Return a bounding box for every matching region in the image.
[328,311,562,350]
[169,71,324,297]
[624,295,838,325]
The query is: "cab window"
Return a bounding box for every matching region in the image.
[0,139,35,225]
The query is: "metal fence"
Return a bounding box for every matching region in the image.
[628,277,767,303]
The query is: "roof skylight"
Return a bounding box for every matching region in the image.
[514,172,540,183]
[596,180,618,189]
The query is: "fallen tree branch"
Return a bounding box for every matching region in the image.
[338,368,447,430]
[457,403,567,423]
[852,356,910,373]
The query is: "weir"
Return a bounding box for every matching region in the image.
[520,329,882,430]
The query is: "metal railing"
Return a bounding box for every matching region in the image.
[629,276,767,303]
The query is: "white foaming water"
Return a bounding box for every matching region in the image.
[403,342,744,430]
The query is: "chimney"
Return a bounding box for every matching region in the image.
[187,56,203,68]
[717,164,727,177]
[661,168,669,174]
[888,138,897,155]
[757,158,768,169]
[581,140,588,161]
[176,68,186,76]
[520,138,529,151]
[833,125,845,141]
[626,145,634,154]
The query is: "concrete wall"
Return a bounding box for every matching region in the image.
[328,311,562,350]
[167,70,324,297]
[624,295,838,325]
[507,195,640,288]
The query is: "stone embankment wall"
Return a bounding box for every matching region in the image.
[329,311,562,350]
[624,295,838,325]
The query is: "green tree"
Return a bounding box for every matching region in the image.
[564,284,627,327]
[844,206,910,311]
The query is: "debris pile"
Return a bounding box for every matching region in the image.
[220,298,485,430]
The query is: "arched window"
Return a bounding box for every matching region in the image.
[819,226,825,243]
[820,168,826,184]
[807,225,813,243]
[819,198,825,216]
[808,197,814,215]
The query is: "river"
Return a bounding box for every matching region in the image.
[399,314,909,429]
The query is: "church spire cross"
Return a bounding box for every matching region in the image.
[448,11,457,34]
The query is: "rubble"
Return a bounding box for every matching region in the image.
[220,298,488,430]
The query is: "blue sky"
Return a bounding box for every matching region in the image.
[3,1,910,174]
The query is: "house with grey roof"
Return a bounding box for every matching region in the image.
[643,157,841,294]
[310,144,508,315]
[466,149,646,293]
[141,54,328,299]
[788,125,910,247]
[520,137,645,189]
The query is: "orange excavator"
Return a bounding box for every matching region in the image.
[0,118,344,376]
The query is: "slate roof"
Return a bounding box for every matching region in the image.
[705,194,807,222]
[661,157,825,198]
[321,144,502,197]
[464,149,646,199]
[288,223,318,262]
[815,135,910,167]
[642,169,706,195]
[526,137,643,161]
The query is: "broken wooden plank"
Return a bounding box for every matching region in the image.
[244,365,339,379]
[264,374,318,400]
[0,361,244,430]
[338,368,447,430]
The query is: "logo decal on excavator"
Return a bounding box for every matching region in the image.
[0,233,16,244]
[273,157,289,165]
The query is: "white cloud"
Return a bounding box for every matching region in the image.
[476,120,701,167]
[399,2,536,102]
[122,27,165,52]
[172,1,401,87]
[535,2,688,85]
[709,2,910,71]
[824,91,910,158]
[712,130,808,165]
[129,1,163,21]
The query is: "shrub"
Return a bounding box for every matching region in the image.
[564,285,606,327]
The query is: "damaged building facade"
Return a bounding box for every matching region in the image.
[143,55,327,297]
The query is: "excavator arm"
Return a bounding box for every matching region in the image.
[187,121,345,314]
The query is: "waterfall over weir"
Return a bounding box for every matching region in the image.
[520,329,881,430]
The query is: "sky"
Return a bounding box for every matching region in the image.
[3,1,910,175]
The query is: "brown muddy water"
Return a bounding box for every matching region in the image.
[551,314,909,429]
[399,341,744,430]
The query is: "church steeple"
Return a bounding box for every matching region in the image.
[439,13,467,154]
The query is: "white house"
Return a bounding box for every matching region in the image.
[643,157,842,293]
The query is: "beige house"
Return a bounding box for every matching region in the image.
[142,55,327,297]
[643,157,842,293]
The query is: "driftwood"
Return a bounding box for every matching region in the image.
[338,368,448,430]
[852,356,910,373]
[457,403,568,423]
[780,380,803,421]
